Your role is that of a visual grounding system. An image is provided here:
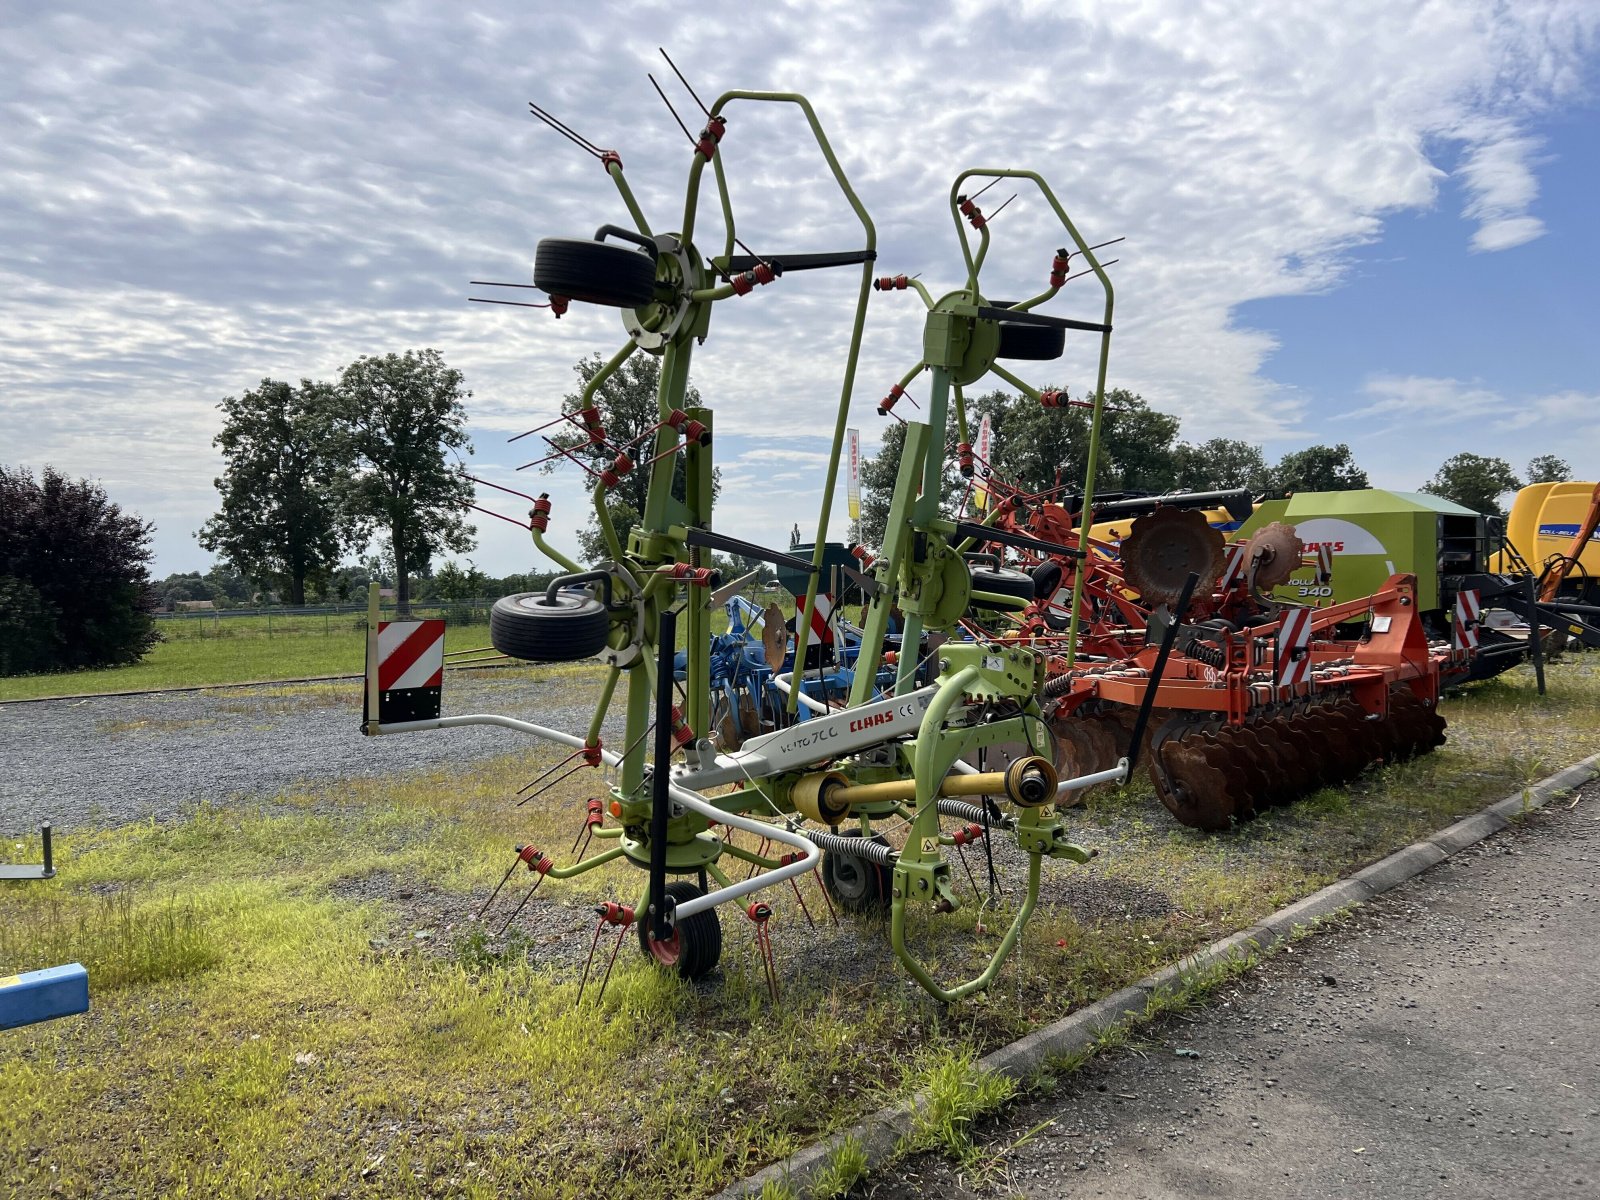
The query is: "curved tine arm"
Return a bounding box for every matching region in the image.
[682,90,878,714]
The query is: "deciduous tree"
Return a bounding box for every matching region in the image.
[1173,438,1272,493]
[543,353,719,562]
[1421,452,1521,515]
[1270,443,1369,493]
[0,466,159,675]
[197,378,348,606]
[969,387,1181,498]
[332,349,475,613]
[1526,454,1571,485]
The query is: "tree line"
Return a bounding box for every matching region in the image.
[856,385,1572,546]
[199,348,474,610]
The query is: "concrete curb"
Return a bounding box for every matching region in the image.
[711,752,1600,1200]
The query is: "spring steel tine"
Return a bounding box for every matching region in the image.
[508,409,589,445]
[495,873,547,937]
[955,842,983,900]
[516,761,590,806]
[987,193,1019,221]
[647,74,697,145]
[1062,259,1118,286]
[527,101,607,157]
[658,47,712,117]
[466,473,539,503]
[467,502,531,531]
[469,280,544,289]
[594,924,629,1005]
[469,297,552,310]
[575,919,607,1008]
[518,747,588,796]
[469,503,532,532]
[967,176,1002,201]
[476,855,523,920]
[787,876,816,930]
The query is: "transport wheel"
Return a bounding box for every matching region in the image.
[968,566,1037,611]
[639,880,723,980]
[995,315,1066,361]
[490,590,609,662]
[820,831,892,915]
[533,237,657,308]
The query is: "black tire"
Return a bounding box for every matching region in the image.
[639,880,722,980]
[490,590,609,662]
[968,566,1037,611]
[1030,560,1063,600]
[996,320,1065,361]
[533,237,657,308]
[821,831,892,915]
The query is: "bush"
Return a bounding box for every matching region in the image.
[0,465,160,675]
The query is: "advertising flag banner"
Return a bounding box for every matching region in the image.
[972,414,993,510]
[846,428,861,522]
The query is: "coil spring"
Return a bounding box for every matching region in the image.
[1043,673,1076,698]
[935,798,1017,830]
[1187,640,1226,668]
[804,830,897,865]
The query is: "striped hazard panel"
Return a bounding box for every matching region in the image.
[1274,607,1315,691]
[1452,589,1482,653]
[377,619,445,723]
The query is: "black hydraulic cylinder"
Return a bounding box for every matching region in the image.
[648,608,676,943]
[685,527,815,573]
[1126,572,1200,771]
[953,520,1085,560]
[1524,574,1547,696]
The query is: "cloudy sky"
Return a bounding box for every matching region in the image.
[3,1,1597,579]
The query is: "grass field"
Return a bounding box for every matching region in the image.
[0,598,795,702]
[2,659,1597,1197]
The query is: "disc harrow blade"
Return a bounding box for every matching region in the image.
[1153,732,1246,830]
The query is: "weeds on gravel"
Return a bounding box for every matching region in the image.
[3,659,1598,1198]
[811,1135,869,1198]
[903,1048,1018,1161]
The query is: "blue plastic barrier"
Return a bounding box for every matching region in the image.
[0,963,90,1030]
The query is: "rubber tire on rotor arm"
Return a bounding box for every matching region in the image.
[820,830,892,915]
[638,880,723,980]
[489,590,609,662]
[996,320,1066,361]
[533,237,657,308]
[968,565,1038,612]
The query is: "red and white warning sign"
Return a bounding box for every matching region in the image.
[375,619,445,723]
[1274,607,1315,690]
[807,592,836,646]
[1219,543,1247,591]
[1451,589,1481,653]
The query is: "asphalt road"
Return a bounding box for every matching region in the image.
[878,782,1600,1199]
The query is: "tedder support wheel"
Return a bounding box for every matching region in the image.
[996,320,1066,361]
[820,830,892,915]
[639,880,723,980]
[533,237,657,308]
[490,590,609,662]
[968,565,1038,611]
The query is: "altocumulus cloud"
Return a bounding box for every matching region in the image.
[0,0,1593,572]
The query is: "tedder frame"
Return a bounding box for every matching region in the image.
[363,76,1148,1002]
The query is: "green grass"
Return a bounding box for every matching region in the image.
[0,624,524,701]
[0,594,794,701]
[2,658,1597,1197]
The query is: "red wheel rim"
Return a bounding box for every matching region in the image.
[646,930,681,967]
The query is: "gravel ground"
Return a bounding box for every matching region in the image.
[876,780,1600,1199]
[0,669,619,836]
